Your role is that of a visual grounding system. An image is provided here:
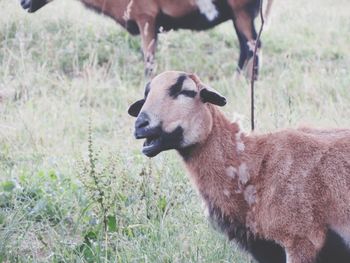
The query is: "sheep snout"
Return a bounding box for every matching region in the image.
[134,111,186,157]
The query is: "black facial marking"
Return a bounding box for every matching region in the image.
[169,75,187,98]
[177,144,197,161]
[161,126,184,151]
[140,126,186,157]
[179,90,197,98]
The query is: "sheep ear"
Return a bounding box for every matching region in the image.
[188,74,227,106]
[200,87,227,106]
[128,99,145,117]
[188,73,201,86]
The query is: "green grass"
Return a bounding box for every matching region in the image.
[0,0,350,262]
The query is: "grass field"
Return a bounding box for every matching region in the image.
[0,0,350,262]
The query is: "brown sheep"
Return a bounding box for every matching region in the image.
[21,0,273,78]
[128,70,350,263]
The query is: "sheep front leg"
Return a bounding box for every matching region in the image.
[137,16,157,79]
[285,238,323,263]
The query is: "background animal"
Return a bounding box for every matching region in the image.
[20,0,273,78]
[129,71,350,263]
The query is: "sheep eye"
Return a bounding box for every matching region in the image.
[179,90,197,98]
[168,75,197,99]
[169,75,187,98]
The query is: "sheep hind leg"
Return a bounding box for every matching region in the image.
[232,20,249,79]
[136,16,157,79]
[232,8,261,80]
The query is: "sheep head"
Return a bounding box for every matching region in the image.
[128,71,226,157]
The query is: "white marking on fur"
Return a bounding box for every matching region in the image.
[123,0,134,20]
[144,22,149,36]
[235,132,245,153]
[286,252,291,263]
[245,40,261,76]
[247,40,257,52]
[231,113,244,125]
[226,166,237,179]
[302,171,309,177]
[244,48,260,80]
[201,201,209,218]
[231,115,246,153]
[223,189,230,197]
[147,39,156,51]
[244,185,257,206]
[196,0,218,21]
[238,163,249,185]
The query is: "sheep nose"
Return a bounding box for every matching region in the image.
[135,112,150,129]
[134,112,152,139]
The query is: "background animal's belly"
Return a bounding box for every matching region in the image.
[159,0,199,17]
[156,0,232,31]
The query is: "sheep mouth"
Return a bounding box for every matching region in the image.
[134,125,163,157]
[139,126,185,158]
[142,135,162,157]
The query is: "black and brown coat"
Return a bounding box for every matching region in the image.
[21,0,273,78]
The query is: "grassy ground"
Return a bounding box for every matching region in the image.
[0,0,350,262]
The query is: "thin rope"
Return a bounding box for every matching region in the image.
[250,0,265,131]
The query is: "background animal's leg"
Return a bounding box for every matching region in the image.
[232,8,260,80]
[233,21,249,76]
[264,0,274,28]
[137,16,157,79]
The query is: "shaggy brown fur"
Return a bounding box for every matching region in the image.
[129,71,350,263]
[22,0,273,78]
[189,110,350,263]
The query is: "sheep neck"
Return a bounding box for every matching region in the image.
[181,105,249,225]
